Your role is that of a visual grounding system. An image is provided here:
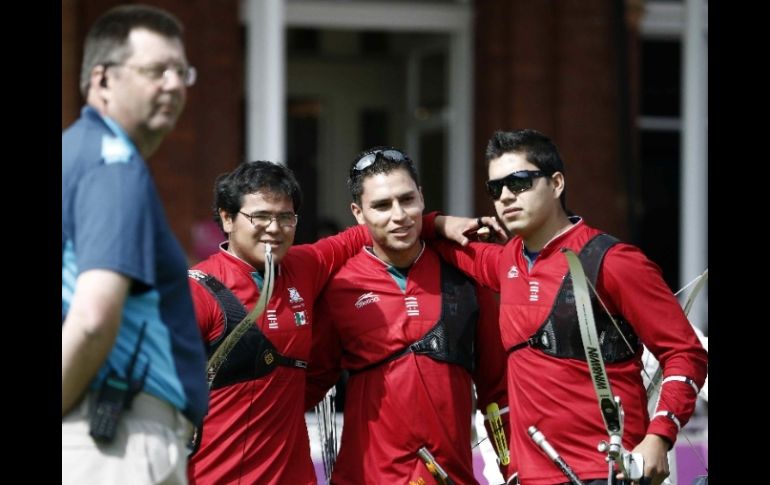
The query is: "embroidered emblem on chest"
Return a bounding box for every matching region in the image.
[355,292,380,309]
[405,296,420,316]
[507,265,519,278]
[528,280,540,302]
[294,311,307,326]
[288,287,304,304]
[267,309,278,329]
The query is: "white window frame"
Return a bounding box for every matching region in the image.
[641,0,708,330]
[241,0,475,216]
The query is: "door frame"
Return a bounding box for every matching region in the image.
[242,0,475,216]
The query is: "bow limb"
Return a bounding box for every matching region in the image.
[641,268,709,482]
[646,269,708,407]
[576,261,708,402]
[578,257,709,481]
[566,250,709,481]
[187,245,276,457]
[563,249,643,480]
[206,244,276,384]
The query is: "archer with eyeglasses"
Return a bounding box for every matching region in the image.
[185,160,479,484]
[185,160,369,484]
[431,129,707,485]
[237,210,298,229]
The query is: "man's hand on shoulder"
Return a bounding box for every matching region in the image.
[435,214,508,246]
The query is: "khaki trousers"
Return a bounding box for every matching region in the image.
[62,392,193,485]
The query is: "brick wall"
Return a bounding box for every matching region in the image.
[63,0,637,253]
[62,0,243,260]
[62,0,81,127]
[474,0,634,240]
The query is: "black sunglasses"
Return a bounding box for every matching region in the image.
[351,149,409,175]
[485,170,548,200]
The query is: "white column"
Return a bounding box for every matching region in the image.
[680,0,708,331]
[446,20,473,217]
[243,0,286,163]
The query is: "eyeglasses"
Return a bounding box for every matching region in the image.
[351,149,409,175]
[485,170,548,200]
[238,211,298,229]
[107,62,197,87]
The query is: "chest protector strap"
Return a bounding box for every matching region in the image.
[507,234,641,363]
[189,271,307,390]
[349,259,479,376]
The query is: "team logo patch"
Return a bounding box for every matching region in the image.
[405,296,420,316]
[507,265,519,278]
[267,309,278,329]
[288,287,304,304]
[355,292,380,309]
[294,311,307,326]
[528,280,540,302]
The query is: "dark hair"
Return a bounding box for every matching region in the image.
[213,161,303,232]
[485,129,567,209]
[80,4,184,97]
[347,146,419,205]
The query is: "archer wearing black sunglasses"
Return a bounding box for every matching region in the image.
[485,170,549,200]
[429,129,707,485]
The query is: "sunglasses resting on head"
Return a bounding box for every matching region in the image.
[351,149,409,175]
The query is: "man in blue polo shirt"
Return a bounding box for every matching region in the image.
[62,5,207,484]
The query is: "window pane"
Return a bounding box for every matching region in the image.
[638,130,680,289]
[419,129,446,212]
[641,40,681,117]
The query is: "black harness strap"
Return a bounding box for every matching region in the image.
[189,272,248,352]
[348,322,446,376]
[188,270,307,389]
[507,234,641,363]
[349,259,478,376]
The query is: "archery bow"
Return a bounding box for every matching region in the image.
[315,385,338,484]
[528,425,585,485]
[206,243,275,384]
[646,269,708,413]
[563,248,644,482]
[417,446,456,485]
[188,243,276,455]
[563,248,708,482]
[486,402,511,466]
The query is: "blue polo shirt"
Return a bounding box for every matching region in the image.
[62,106,208,425]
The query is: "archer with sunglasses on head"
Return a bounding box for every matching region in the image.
[431,129,707,485]
[305,147,512,484]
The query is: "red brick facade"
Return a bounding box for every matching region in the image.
[474,0,634,239]
[62,0,243,257]
[63,0,636,256]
